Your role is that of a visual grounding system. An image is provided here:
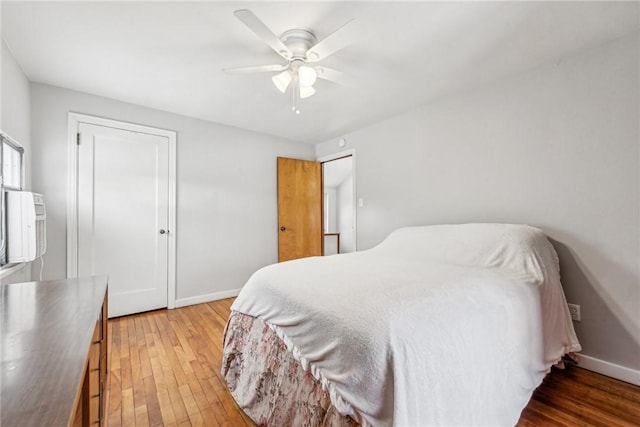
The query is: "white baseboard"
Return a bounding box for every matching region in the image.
[577,354,640,386]
[174,288,241,308]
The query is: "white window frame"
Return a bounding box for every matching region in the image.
[1,132,25,191]
[1,131,26,270]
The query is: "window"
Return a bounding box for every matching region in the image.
[3,138,24,190]
[1,132,25,266]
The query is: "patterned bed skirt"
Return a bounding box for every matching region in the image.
[221,311,358,427]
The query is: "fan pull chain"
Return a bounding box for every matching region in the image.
[292,79,301,115]
[292,80,297,113]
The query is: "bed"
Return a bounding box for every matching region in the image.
[222,223,581,426]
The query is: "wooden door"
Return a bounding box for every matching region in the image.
[277,157,322,262]
[76,122,170,317]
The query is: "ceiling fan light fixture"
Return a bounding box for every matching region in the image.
[227,10,356,113]
[298,65,317,87]
[299,85,316,99]
[272,70,292,93]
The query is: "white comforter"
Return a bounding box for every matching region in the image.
[231,224,581,426]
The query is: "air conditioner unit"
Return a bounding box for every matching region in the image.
[6,191,47,263]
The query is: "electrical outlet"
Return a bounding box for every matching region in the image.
[568,303,581,321]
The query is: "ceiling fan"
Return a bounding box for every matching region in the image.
[223,9,356,114]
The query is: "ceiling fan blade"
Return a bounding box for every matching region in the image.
[306,19,357,62]
[315,66,354,87]
[223,64,288,74]
[234,9,290,59]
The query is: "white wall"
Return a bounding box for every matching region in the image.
[29,83,314,302]
[1,39,32,284]
[317,34,640,374]
[1,40,30,173]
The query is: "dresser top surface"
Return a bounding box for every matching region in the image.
[1,275,108,427]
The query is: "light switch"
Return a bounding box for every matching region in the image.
[358,198,364,207]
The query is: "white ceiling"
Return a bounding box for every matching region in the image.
[2,1,638,144]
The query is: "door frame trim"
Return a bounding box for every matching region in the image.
[317,149,357,252]
[66,113,178,309]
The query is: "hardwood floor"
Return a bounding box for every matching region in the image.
[106,298,640,426]
[105,298,254,427]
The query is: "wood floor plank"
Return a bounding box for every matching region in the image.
[107,298,640,427]
[187,411,206,427]
[107,369,123,419]
[199,406,221,427]
[156,388,177,426]
[186,374,213,414]
[533,381,633,425]
[144,376,164,427]
[136,317,154,380]
[120,348,133,390]
[110,320,121,370]
[519,400,580,427]
[119,319,130,359]
[135,404,151,427]
[164,364,190,422]
[178,383,200,416]
[121,388,136,427]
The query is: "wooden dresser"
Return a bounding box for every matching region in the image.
[1,275,108,427]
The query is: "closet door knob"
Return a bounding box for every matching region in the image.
[159,229,167,234]
[280,226,286,232]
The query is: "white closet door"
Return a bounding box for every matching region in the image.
[77,122,170,317]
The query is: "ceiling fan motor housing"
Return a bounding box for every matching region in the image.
[280,29,317,61]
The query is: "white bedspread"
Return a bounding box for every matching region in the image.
[231,224,581,426]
